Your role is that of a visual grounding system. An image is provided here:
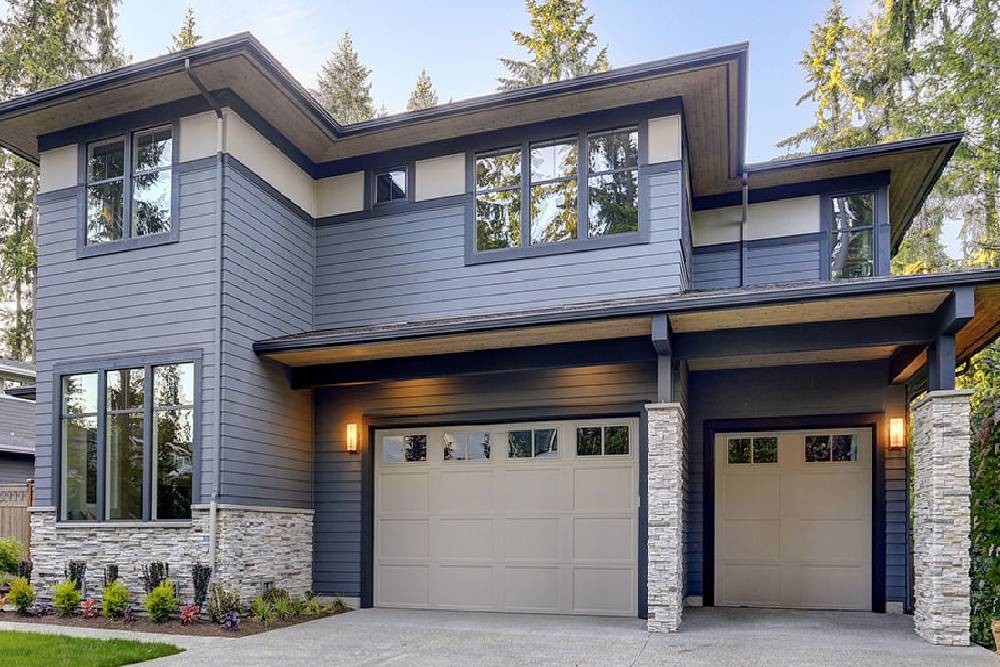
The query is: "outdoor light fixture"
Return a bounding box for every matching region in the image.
[346,423,359,454]
[889,417,906,449]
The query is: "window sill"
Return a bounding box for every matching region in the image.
[77,230,178,259]
[55,520,193,529]
[466,231,646,265]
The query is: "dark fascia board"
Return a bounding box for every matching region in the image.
[744,132,963,174]
[692,172,890,211]
[253,268,1000,356]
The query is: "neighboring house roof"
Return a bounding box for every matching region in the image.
[0,358,35,378]
[0,394,35,455]
[5,384,35,401]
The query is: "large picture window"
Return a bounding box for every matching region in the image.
[473,125,641,255]
[830,192,874,280]
[85,125,174,247]
[59,360,195,522]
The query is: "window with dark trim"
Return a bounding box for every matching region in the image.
[60,361,194,522]
[829,192,875,280]
[84,124,175,248]
[473,125,640,254]
[373,167,407,205]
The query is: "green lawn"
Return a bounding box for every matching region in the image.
[0,630,181,666]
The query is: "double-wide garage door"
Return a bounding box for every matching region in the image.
[714,427,872,610]
[374,418,639,615]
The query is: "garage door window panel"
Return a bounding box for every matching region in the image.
[444,432,490,461]
[576,425,630,456]
[383,434,428,463]
[508,428,558,459]
[806,434,857,462]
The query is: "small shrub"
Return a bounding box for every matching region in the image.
[220,610,240,632]
[81,598,98,619]
[334,597,348,611]
[6,577,35,613]
[16,560,32,580]
[141,562,169,594]
[249,595,275,626]
[207,583,242,622]
[192,564,212,607]
[101,579,131,619]
[302,595,323,616]
[102,564,119,589]
[0,537,25,574]
[143,579,179,623]
[179,603,200,625]
[261,585,290,605]
[0,571,13,591]
[271,595,296,621]
[65,560,87,595]
[123,604,135,625]
[52,579,81,617]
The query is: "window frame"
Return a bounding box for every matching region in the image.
[371,165,411,208]
[77,120,181,259]
[465,119,651,265]
[53,351,200,524]
[820,187,889,280]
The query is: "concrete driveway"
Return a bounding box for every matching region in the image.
[143,606,999,666]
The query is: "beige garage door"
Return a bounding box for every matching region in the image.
[374,418,639,615]
[714,427,872,610]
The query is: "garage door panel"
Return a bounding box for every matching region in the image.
[573,517,631,561]
[798,564,869,610]
[374,419,638,616]
[430,566,494,609]
[434,518,494,560]
[719,519,780,561]
[378,519,429,559]
[723,474,780,519]
[379,473,429,513]
[785,520,870,563]
[378,564,429,607]
[719,563,782,606]
[784,473,868,519]
[573,567,632,614]
[573,467,633,512]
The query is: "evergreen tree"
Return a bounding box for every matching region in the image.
[315,32,378,124]
[406,69,438,112]
[0,0,127,360]
[170,5,202,52]
[498,0,608,91]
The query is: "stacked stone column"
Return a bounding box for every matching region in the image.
[646,402,685,632]
[911,390,972,646]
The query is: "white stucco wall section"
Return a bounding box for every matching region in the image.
[316,171,365,217]
[178,111,217,162]
[648,115,682,164]
[692,196,821,246]
[224,108,317,216]
[38,145,77,193]
[415,153,465,201]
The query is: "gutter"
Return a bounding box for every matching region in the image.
[185,58,226,574]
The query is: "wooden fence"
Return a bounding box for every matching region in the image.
[0,482,32,549]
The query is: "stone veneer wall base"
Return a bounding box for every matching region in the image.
[646,402,685,632]
[911,390,972,646]
[28,505,312,603]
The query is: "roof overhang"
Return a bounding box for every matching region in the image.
[0,33,747,198]
[256,270,1000,385]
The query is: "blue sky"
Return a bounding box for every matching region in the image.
[116,0,874,162]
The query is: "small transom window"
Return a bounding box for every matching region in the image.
[443,432,490,461]
[382,434,427,462]
[727,436,778,464]
[508,428,558,459]
[374,167,407,205]
[576,425,630,456]
[805,434,857,462]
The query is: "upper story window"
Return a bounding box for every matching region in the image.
[85,125,174,247]
[830,192,874,280]
[374,167,407,205]
[473,125,641,255]
[60,360,194,522]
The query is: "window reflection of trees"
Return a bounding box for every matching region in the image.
[475,149,522,250]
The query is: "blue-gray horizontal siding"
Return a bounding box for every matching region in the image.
[0,396,34,447]
[692,238,822,290]
[34,166,219,506]
[313,170,684,329]
[686,360,906,603]
[0,453,33,484]
[313,361,657,598]
[220,165,314,507]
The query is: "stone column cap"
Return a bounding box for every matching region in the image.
[912,389,974,410]
[646,402,685,411]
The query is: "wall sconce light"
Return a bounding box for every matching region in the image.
[889,417,906,450]
[346,423,359,454]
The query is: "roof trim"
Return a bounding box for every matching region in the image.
[254,269,1000,356]
[745,132,964,174]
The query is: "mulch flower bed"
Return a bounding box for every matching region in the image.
[0,607,349,637]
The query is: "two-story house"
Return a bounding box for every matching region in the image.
[0,33,995,646]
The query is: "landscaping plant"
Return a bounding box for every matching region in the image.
[0,537,25,574]
[6,577,34,613]
[143,579,179,623]
[969,388,1000,648]
[220,610,240,632]
[249,594,275,626]
[140,561,169,594]
[191,563,211,608]
[81,598,98,619]
[123,604,135,625]
[64,560,87,596]
[52,579,81,617]
[179,603,200,625]
[207,583,242,622]
[302,595,323,616]
[101,579,131,619]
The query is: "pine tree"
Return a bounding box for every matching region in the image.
[406,69,438,112]
[170,6,202,52]
[315,32,378,124]
[0,0,127,360]
[498,0,608,91]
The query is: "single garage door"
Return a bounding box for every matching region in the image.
[374,418,639,615]
[714,427,872,610]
